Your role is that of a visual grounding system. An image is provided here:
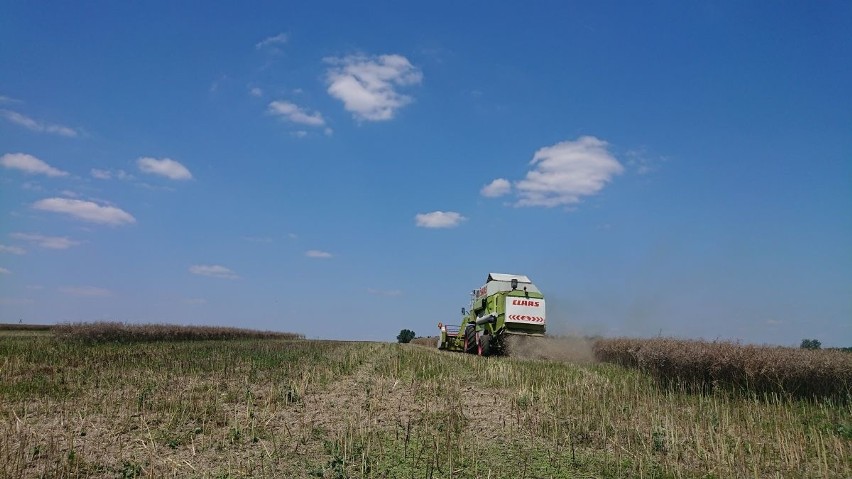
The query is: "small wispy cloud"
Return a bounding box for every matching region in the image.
[1,153,68,177]
[0,267,11,275]
[10,232,80,250]
[1,110,79,137]
[249,87,263,97]
[325,54,422,121]
[480,178,511,198]
[137,157,193,180]
[189,264,239,279]
[0,244,26,255]
[60,286,111,297]
[32,198,136,225]
[268,101,326,127]
[415,211,466,228]
[90,169,111,180]
[209,75,229,94]
[91,168,133,181]
[625,148,666,175]
[305,250,332,259]
[256,33,288,50]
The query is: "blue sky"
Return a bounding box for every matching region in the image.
[1,2,850,346]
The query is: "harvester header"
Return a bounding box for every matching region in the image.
[437,273,546,356]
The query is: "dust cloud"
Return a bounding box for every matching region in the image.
[505,335,597,363]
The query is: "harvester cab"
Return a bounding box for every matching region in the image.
[437,273,546,356]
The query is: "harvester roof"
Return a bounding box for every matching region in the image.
[486,273,532,283]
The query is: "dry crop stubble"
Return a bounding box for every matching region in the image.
[1,330,850,478]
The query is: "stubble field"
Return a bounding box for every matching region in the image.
[1,327,850,478]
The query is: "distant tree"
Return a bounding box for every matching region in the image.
[397,329,416,343]
[800,339,821,350]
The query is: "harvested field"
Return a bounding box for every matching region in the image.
[1,335,850,478]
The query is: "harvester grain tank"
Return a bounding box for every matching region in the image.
[437,273,546,356]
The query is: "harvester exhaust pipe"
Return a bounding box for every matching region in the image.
[475,314,497,326]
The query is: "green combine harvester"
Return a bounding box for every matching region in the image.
[437,273,546,356]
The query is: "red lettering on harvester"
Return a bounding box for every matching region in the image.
[511,299,540,307]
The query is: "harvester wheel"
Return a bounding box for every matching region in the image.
[479,334,492,357]
[464,326,478,354]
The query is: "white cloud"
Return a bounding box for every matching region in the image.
[0,110,79,137]
[512,136,624,207]
[91,168,113,180]
[249,87,263,97]
[1,153,68,177]
[325,54,422,121]
[190,264,239,279]
[60,286,111,297]
[268,101,326,127]
[32,198,136,225]
[305,250,332,259]
[90,168,132,181]
[480,178,511,198]
[415,211,466,228]
[137,157,193,180]
[0,244,26,255]
[0,267,10,274]
[10,232,80,249]
[0,95,20,104]
[256,33,288,49]
[626,148,665,175]
[91,169,114,180]
[291,130,308,138]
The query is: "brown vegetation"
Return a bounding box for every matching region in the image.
[594,337,852,401]
[409,336,437,347]
[52,322,303,343]
[0,323,52,331]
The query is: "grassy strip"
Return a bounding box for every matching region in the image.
[594,337,852,401]
[52,321,303,343]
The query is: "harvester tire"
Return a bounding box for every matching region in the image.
[479,334,492,357]
[464,326,477,354]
